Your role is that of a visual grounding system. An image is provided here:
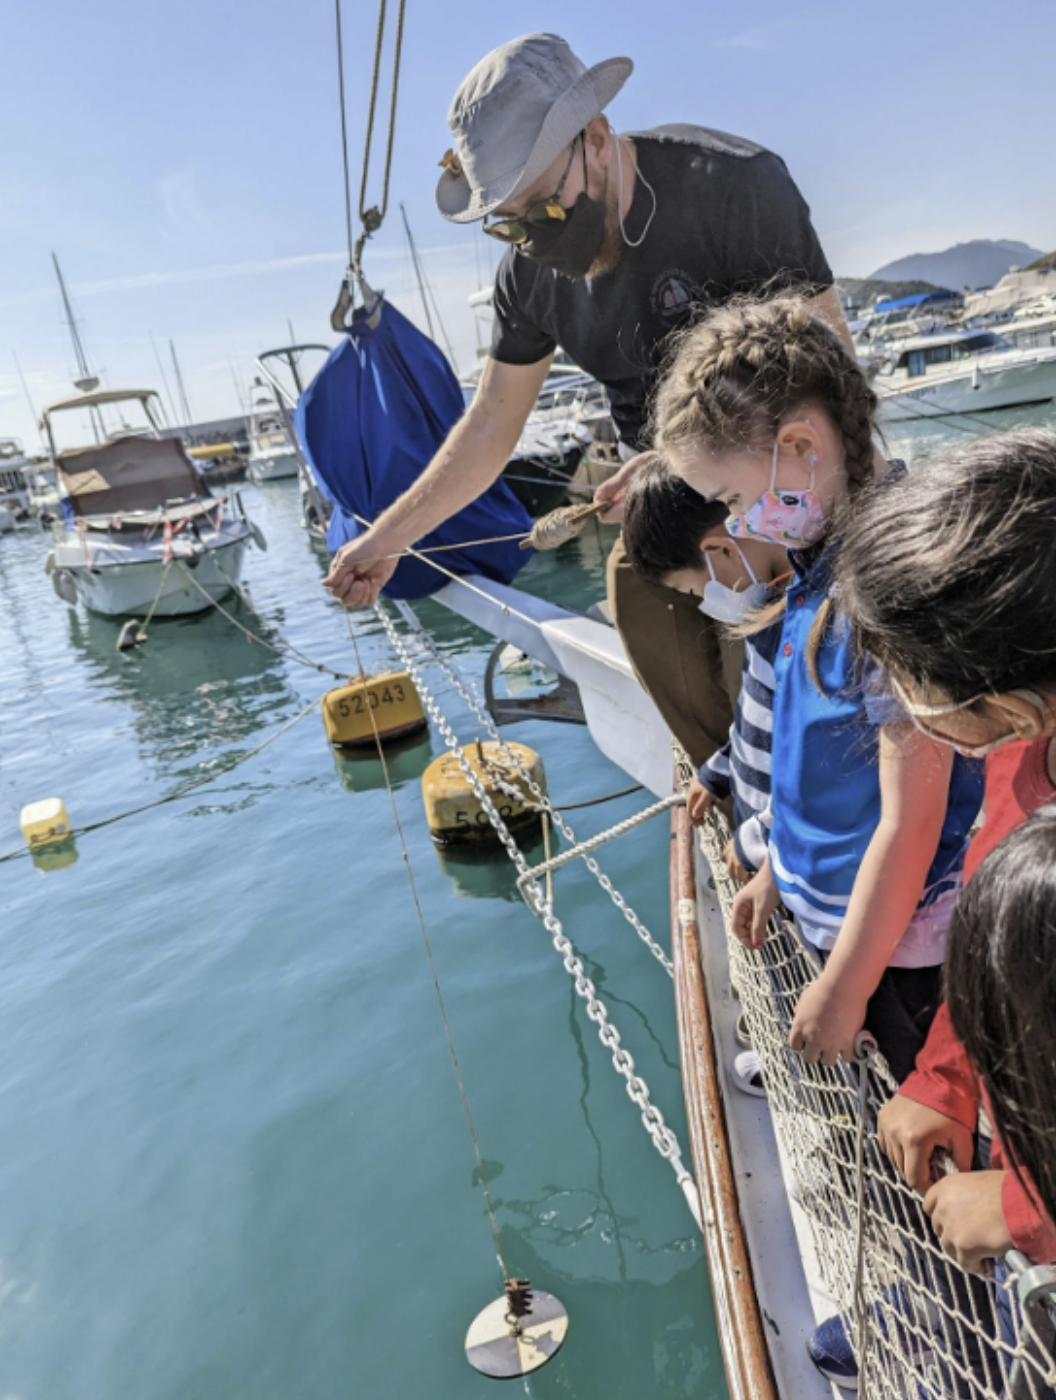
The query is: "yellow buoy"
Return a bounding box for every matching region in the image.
[20,798,72,848]
[422,741,546,846]
[31,840,79,874]
[322,670,427,749]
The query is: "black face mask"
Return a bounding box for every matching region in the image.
[519,188,607,279]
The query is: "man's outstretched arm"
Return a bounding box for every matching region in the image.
[324,351,553,606]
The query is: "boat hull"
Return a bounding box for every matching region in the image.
[248,451,299,481]
[50,529,251,617]
[877,351,1056,420]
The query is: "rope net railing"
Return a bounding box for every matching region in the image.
[698,808,1056,1400]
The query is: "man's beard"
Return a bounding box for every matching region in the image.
[586,166,624,280]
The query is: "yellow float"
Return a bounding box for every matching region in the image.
[422,740,546,846]
[322,670,427,748]
[21,798,72,847]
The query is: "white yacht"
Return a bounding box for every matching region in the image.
[0,437,33,527]
[246,378,300,481]
[871,327,1056,420]
[43,387,263,618]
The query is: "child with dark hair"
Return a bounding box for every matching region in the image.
[833,429,1056,1280]
[622,458,789,881]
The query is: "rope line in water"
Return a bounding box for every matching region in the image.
[0,693,323,866]
[342,607,512,1281]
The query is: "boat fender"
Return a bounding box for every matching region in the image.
[250,522,267,551]
[116,620,146,651]
[45,551,56,574]
[972,363,981,391]
[422,740,546,847]
[52,569,79,606]
[21,797,71,848]
[323,669,426,748]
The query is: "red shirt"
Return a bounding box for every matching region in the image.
[899,738,1056,1262]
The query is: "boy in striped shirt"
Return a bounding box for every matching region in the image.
[622,458,787,882]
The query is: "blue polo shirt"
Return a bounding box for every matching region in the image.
[768,545,984,968]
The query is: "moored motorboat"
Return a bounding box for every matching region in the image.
[246,378,300,481]
[42,387,263,618]
[871,327,1056,420]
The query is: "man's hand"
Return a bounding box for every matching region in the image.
[324,530,402,607]
[722,838,751,884]
[877,1094,974,1196]
[730,857,779,950]
[789,974,867,1067]
[686,777,716,826]
[924,1171,1012,1275]
[594,450,657,524]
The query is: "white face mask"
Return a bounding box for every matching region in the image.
[698,542,771,625]
[892,680,1044,759]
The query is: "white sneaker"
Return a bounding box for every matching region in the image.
[732,1050,767,1097]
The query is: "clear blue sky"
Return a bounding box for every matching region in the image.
[2,0,1054,445]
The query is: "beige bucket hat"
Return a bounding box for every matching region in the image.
[436,33,632,224]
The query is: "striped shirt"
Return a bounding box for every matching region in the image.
[698,620,781,872]
[768,542,984,968]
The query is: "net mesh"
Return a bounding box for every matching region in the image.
[698,809,1056,1400]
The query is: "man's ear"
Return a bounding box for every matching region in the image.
[584,115,613,169]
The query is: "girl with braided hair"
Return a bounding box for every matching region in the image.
[654,296,985,1387]
[653,295,984,1076]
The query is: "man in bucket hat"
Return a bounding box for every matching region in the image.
[326,32,849,768]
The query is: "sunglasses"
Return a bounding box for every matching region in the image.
[483,137,582,245]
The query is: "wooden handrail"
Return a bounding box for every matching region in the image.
[670,799,779,1400]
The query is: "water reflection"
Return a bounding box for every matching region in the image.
[329,730,434,794]
[64,602,299,778]
[434,828,548,903]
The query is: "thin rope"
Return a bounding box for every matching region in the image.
[342,606,511,1280]
[0,694,323,866]
[358,0,405,228]
[175,561,349,680]
[139,559,172,639]
[334,0,355,271]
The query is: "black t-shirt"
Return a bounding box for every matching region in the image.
[490,124,833,450]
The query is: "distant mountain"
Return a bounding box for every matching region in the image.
[1027,248,1056,271]
[869,240,1045,291]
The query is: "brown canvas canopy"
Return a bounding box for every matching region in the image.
[58,436,203,517]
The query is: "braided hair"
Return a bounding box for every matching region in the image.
[652,295,879,687]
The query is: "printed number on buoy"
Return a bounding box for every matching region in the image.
[323,669,426,748]
[422,741,546,847]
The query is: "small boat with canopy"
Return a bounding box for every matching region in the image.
[44,387,263,617]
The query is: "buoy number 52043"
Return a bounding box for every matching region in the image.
[336,684,406,717]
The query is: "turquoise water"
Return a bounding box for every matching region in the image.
[0,487,722,1399]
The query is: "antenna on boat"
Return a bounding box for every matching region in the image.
[51,253,99,396]
[11,351,45,450]
[400,202,459,374]
[169,339,194,430]
[149,332,179,427]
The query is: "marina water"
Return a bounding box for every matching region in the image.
[2,400,1052,1399]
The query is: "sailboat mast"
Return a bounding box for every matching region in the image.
[52,253,95,386]
[169,340,194,430]
[51,252,102,441]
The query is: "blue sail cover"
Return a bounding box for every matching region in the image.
[295,297,533,598]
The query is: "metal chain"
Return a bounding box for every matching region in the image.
[375,606,702,1225]
[387,601,676,979]
[344,611,512,1282]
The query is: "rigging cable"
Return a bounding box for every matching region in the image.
[342,607,512,1282]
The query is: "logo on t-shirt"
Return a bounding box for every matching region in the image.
[651,269,697,323]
